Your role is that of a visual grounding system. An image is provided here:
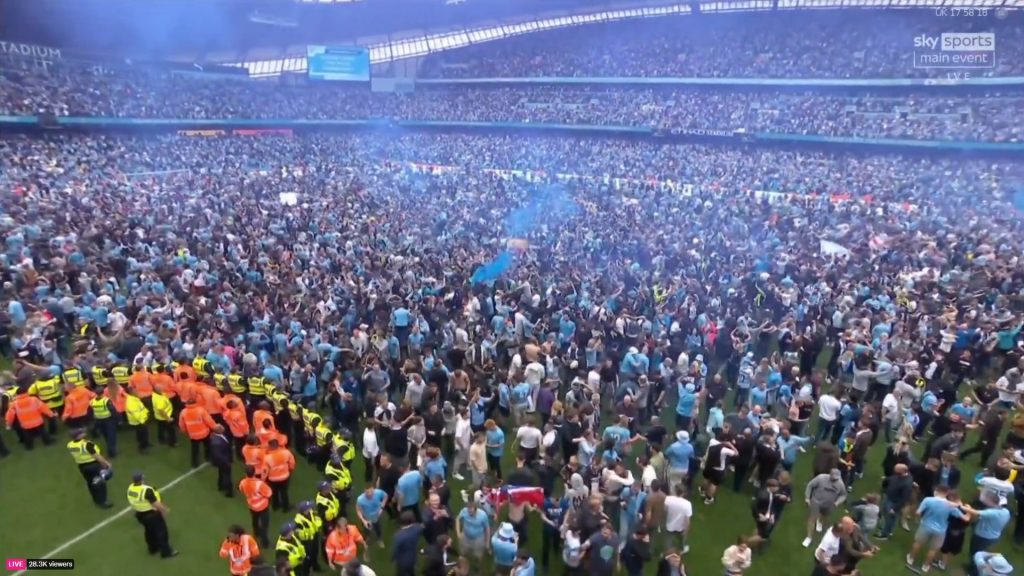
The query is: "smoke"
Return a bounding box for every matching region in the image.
[471,182,579,284]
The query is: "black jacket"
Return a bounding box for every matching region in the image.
[883,473,914,508]
[621,536,652,572]
[209,433,232,467]
[422,544,452,576]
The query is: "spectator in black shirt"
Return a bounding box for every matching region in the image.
[732,428,757,493]
[423,403,445,448]
[961,407,1005,467]
[877,463,914,539]
[376,454,402,519]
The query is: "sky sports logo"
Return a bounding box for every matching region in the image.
[913,33,996,70]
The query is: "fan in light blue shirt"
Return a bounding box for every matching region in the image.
[397,470,423,508]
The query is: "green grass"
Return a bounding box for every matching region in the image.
[1,404,1022,576]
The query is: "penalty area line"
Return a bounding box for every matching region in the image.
[12,463,209,576]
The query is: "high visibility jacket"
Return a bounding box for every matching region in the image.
[90,396,113,420]
[316,491,340,522]
[257,428,286,449]
[275,535,306,568]
[62,387,96,420]
[175,365,197,384]
[91,366,109,386]
[253,410,276,435]
[325,526,364,564]
[303,410,322,436]
[239,477,272,512]
[246,376,267,397]
[105,386,127,413]
[325,460,352,492]
[227,374,247,394]
[67,439,99,464]
[267,388,288,413]
[196,384,222,416]
[314,423,333,448]
[262,448,295,482]
[294,511,322,542]
[192,357,211,376]
[151,373,176,399]
[242,444,265,469]
[176,380,196,404]
[213,374,226,393]
[333,437,356,463]
[63,368,86,388]
[127,483,161,512]
[30,377,64,409]
[219,534,260,576]
[151,392,173,422]
[219,393,244,414]
[125,395,150,426]
[129,371,154,398]
[178,405,216,440]
[224,408,250,438]
[5,394,54,429]
[111,366,131,386]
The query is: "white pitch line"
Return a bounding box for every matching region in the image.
[12,463,209,576]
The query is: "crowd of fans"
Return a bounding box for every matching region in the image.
[421,11,1023,79]
[1,9,1024,576]
[1,68,1021,143]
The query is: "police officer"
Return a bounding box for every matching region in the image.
[294,500,323,573]
[127,471,178,558]
[29,372,64,436]
[275,522,308,576]
[67,428,113,508]
[315,481,341,535]
[90,375,117,458]
[324,454,353,517]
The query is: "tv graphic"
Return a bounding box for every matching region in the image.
[912,32,996,70]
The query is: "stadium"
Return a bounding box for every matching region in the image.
[1,1,1023,576]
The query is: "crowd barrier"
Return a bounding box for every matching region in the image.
[1,115,1022,154]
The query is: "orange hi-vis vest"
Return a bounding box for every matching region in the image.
[224,408,250,439]
[62,387,96,420]
[129,371,154,398]
[178,404,215,440]
[239,477,273,512]
[262,448,295,482]
[325,525,364,564]
[219,534,260,576]
[195,383,222,416]
[151,373,176,399]
[5,394,53,429]
[219,393,244,414]
[105,385,127,413]
[242,444,265,469]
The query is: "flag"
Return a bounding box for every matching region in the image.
[498,485,545,507]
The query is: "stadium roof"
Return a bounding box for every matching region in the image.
[1,0,1020,67]
[0,0,659,62]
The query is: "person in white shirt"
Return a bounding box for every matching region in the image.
[362,423,380,480]
[513,417,543,463]
[722,538,752,576]
[995,368,1023,408]
[817,392,842,442]
[525,360,545,412]
[664,483,693,553]
[882,391,901,442]
[453,408,473,481]
[814,518,853,565]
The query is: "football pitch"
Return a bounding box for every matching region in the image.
[1,408,1022,576]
